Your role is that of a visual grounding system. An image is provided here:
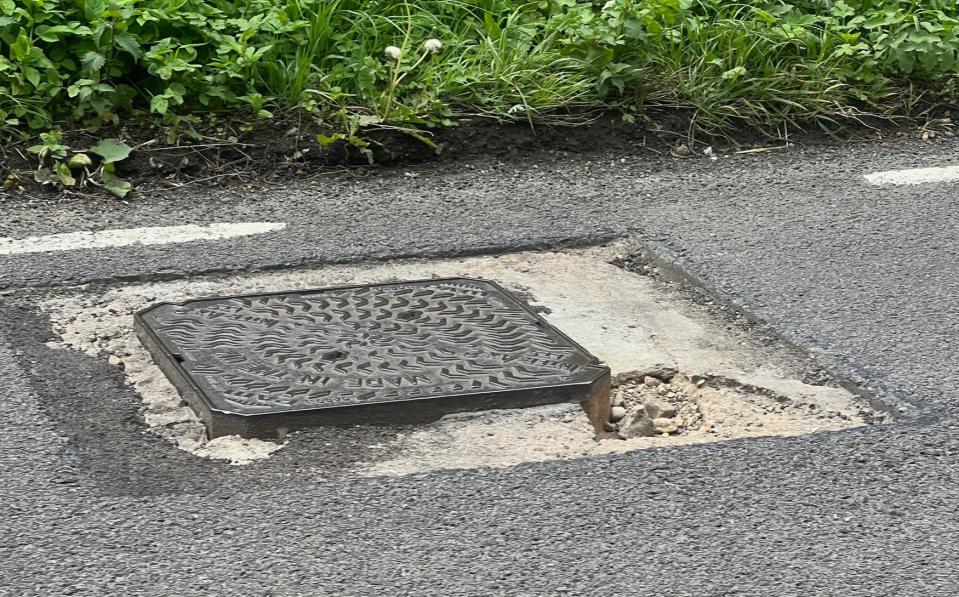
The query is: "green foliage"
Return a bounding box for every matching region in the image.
[90,137,131,163]
[3,0,959,145]
[24,130,132,196]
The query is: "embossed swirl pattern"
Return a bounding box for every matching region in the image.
[147,281,593,413]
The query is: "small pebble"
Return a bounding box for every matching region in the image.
[610,406,627,422]
[653,417,679,434]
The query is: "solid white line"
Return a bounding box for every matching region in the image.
[864,165,959,186]
[0,222,287,256]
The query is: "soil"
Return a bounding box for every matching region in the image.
[1,109,909,201]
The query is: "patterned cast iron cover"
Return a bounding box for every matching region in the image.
[134,278,611,439]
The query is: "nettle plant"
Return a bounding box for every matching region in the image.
[0,0,294,131]
[1,0,300,194]
[1,0,139,131]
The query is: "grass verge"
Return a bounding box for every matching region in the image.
[3,0,959,195]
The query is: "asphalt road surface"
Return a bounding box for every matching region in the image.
[3,132,958,595]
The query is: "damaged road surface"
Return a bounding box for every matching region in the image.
[3,134,959,596]
[14,244,888,486]
[132,278,613,440]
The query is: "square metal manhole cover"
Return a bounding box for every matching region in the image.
[134,278,611,438]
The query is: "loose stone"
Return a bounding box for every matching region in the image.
[621,412,656,438]
[644,397,677,419]
[653,417,679,434]
[610,406,627,422]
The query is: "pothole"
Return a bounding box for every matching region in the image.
[608,369,865,440]
[355,368,878,476]
[38,243,892,472]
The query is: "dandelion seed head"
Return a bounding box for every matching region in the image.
[385,45,402,61]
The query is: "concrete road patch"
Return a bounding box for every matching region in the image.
[36,243,888,479]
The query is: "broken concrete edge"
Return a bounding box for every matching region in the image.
[612,239,925,422]
[132,279,613,440]
[27,247,895,481]
[17,235,915,427]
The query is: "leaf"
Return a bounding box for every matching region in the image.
[751,8,776,24]
[89,138,131,163]
[316,133,346,146]
[24,67,41,88]
[0,0,13,16]
[36,24,93,42]
[357,115,382,126]
[35,26,61,43]
[114,34,142,59]
[56,162,76,186]
[67,153,93,168]
[34,167,55,185]
[81,51,106,72]
[721,66,748,80]
[484,12,502,39]
[100,167,131,198]
[84,0,106,21]
[11,31,30,62]
[150,95,169,114]
[166,82,186,102]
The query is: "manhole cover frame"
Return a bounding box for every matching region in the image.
[134,277,611,439]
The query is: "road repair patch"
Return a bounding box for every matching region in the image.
[11,242,891,494]
[133,279,611,439]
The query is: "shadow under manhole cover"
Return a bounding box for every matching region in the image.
[134,278,611,439]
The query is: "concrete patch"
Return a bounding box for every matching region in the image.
[0,222,286,255]
[40,243,887,472]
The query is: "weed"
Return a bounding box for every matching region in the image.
[4,0,959,194]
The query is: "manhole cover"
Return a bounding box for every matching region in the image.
[135,278,611,438]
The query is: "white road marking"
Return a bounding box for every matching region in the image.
[0,222,286,256]
[864,165,959,186]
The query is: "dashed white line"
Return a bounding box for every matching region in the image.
[0,222,287,256]
[864,165,959,186]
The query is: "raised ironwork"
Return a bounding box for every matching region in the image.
[135,278,610,438]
